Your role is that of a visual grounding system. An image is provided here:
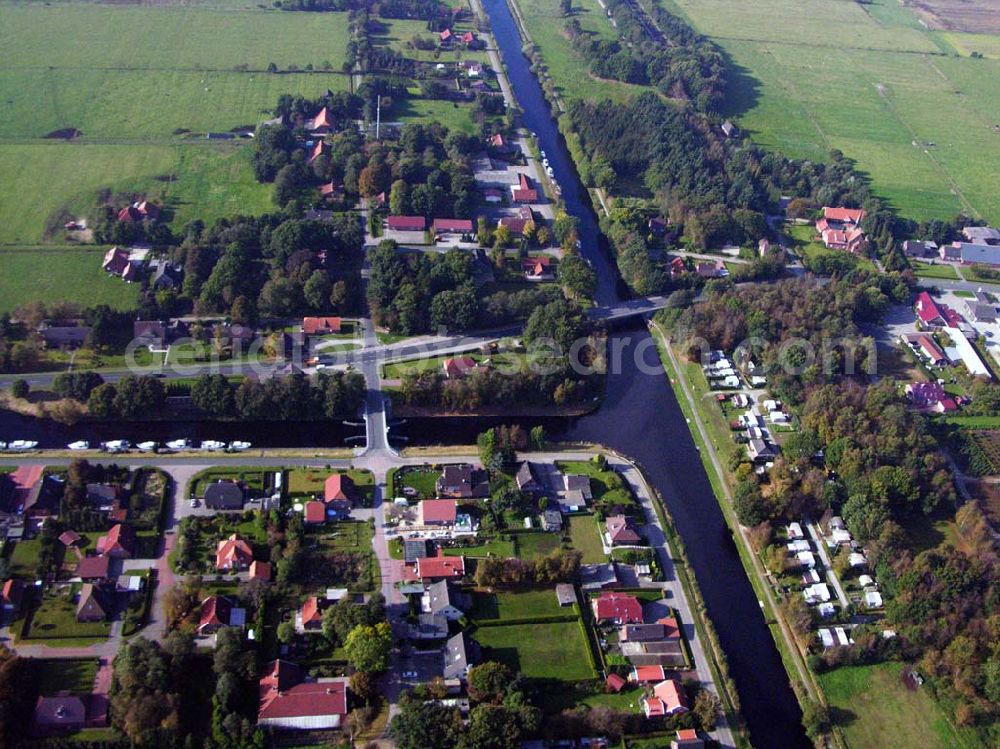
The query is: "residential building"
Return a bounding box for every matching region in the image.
[299,596,324,631]
[303,107,334,134]
[606,514,641,545]
[630,665,666,683]
[515,462,542,494]
[302,316,342,335]
[671,728,705,749]
[199,595,245,635]
[563,474,593,501]
[442,356,477,378]
[415,551,466,581]
[418,499,457,527]
[96,523,135,559]
[511,173,538,203]
[905,382,958,412]
[432,218,474,237]
[522,255,554,281]
[498,206,533,236]
[32,695,87,735]
[216,534,253,571]
[304,500,327,524]
[1,579,24,613]
[133,320,169,349]
[964,299,997,323]
[258,660,347,730]
[437,464,489,499]
[76,583,107,622]
[443,632,478,680]
[324,473,356,504]
[906,333,948,366]
[387,215,427,232]
[620,618,680,643]
[747,438,778,463]
[592,592,643,625]
[816,207,867,253]
[902,239,937,258]
[76,555,112,581]
[39,325,91,349]
[952,241,1000,266]
[205,481,246,511]
[555,583,576,607]
[422,580,469,620]
[642,679,689,717]
[541,509,563,532]
[250,560,272,582]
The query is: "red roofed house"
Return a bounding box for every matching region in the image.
[484,187,503,203]
[1,579,24,614]
[606,514,642,545]
[319,181,343,201]
[488,133,506,149]
[432,218,474,237]
[199,595,235,635]
[915,291,947,327]
[59,530,82,547]
[299,596,324,631]
[461,31,477,45]
[606,673,627,693]
[817,207,867,253]
[216,533,253,571]
[415,550,466,581]
[323,473,355,515]
[905,381,958,413]
[117,201,160,223]
[442,356,477,379]
[498,206,533,236]
[258,660,347,730]
[387,215,427,232]
[250,560,272,582]
[305,106,334,134]
[419,499,457,527]
[909,333,948,366]
[307,139,327,165]
[669,256,687,278]
[302,317,342,335]
[76,555,111,581]
[630,664,666,683]
[643,678,689,717]
[439,28,453,43]
[102,247,131,276]
[671,728,705,748]
[96,523,135,559]
[521,255,554,281]
[592,591,643,625]
[511,173,539,203]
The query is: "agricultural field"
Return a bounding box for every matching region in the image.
[514,0,653,103]
[0,246,142,312]
[473,619,596,680]
[818,662,985,749]
[0,2,354,244]
[661,0,1000,223]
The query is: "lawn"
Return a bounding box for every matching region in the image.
[35,658,98,696]
[473,620,596,680]
[0,247,142,312]
[912,261,960,280]
[396,468,440,499]
[469,587,569,621]
[565,514,606,564]
[190,466,273,497]
[25,588,112,641]
[442,538,515,558]
[8,538,46,577]
[0,142,273,244]
[515,531,562,560]
[818,662,985,749]
[312,520,374,555]
[663,0,1000,222]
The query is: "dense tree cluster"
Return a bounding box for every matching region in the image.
[474,549,582,587]
[189,371,365,420]
[87,375,166,419]
[565,0,726,112]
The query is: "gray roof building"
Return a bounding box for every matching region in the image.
[555,583,576,606]
[425,580,469,618]
[962,226,1000,245]
[443,632,478,680]
[959,242,1000,266]
[404,539,429,563]
[204,481,245,510]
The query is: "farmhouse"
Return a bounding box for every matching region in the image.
[592,592,643,625]
[522,255,554,281]
[216,533,253,571]
[951,241,1000,266]
[816,207,868,253]
[39,325,91,350]
[117,200,160,223]
[258,660,347,730]
[905,382,957,412]
[902,239,937,258]
[962,226,1000,245]
[101,246,142,282]
[303,107,334,134]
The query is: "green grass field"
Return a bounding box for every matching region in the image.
[912,261,960,280]
[26,589,112,641]
[474,620,595,680]
[35,658,98,696]
[0,5,351,72]
[443,538,515,558]
[660,0,1000,223]
[470,587,568,621]
[515,531,562,560]
[818,663,985,749]
[515,0,652,103]
[565,514,606,564]
[0,247,141,312]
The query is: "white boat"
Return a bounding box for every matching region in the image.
[102,440,130,453]
[0,442,6,451]
[67,441,90,450]
[540,149,546,159]
[136,441,158,452]
[8,440,38,451]
[165,439,191,451]
[199,440,226,451]
[228,441,252,452]
[546,166,554,177]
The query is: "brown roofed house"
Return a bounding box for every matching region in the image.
[76,555,111,581]
[257,660,347,729]
[76,583,107,622]
[216,534,253,571]
[1,578,24,613]
[606,514,642,546]
[302,316,342,335]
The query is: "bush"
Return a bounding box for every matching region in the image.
[10,379,28,399]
